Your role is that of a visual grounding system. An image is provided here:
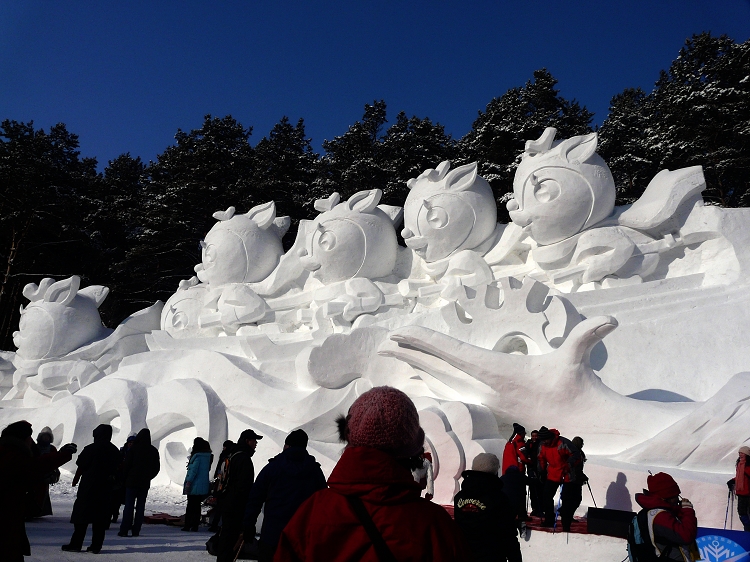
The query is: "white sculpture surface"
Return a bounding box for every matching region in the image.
[2,130,750,525]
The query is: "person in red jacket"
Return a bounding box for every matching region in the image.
[501,423,529,476]
[0,420,77,562]
[727,445,750,531]
[275,386,467,562]
[633,472,698,561]
[536,427,580,527]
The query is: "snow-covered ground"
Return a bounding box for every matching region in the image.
[24,472,628,562]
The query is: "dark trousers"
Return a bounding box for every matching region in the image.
[738,494,750,531]
[120,486,149,535]
[184,494,208,530]
[542,480,562,525]
[217,520,243,562]
[68,521,107,550]
[528,475,544,515]
[501,537,522,562]
[559,482,583,531]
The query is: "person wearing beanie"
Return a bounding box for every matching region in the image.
[217,429,263,562]
[275,386,467,562]
[631,472,698,561]
[502,423,529,476]
[63,424,121,554]
[728,445,750,531]
[208,439,235,533]
[455,453,522,562]
[559,436,588,532]
[0,421,77,562]
[242,429,326,562]
[537,428,581,527]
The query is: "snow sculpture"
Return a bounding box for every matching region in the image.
[7,275,162,404]
[501,127,731,289]
[195,202,290,286]
[399,161,499,301]
[300,189,401,284]
[162,202,288,338]
[5,129,750,524]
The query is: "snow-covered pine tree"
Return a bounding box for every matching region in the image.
[458,69,593,222]
[648,33,750,208]
[598,88,659,205]
[379,112,458,207]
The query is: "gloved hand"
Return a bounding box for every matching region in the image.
[680,498,694,510]
[728,478,736,491]
[60,443,77,455]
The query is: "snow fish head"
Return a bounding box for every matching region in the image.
[14,276,108,360]
[197,202,288,286]
[509,128,615,246]
[300,189,399,284]
[402,161,497,262]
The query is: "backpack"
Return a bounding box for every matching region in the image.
[627,509,672,561]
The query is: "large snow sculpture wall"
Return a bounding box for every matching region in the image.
[3,128,750,513]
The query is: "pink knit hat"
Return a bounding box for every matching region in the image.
[342,386,425,458]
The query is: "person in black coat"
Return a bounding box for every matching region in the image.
[454,453,522,562]
[217,429,263,562]
[242,430,327,562]
[62,424,121,553]
[118,428,160,537]
[501,465,529,525]
[0,421,76,562]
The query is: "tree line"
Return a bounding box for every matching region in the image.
[0,32,748,349]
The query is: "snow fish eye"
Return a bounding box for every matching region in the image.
[318,230,337,251]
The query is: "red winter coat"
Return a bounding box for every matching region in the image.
[735,456,750,496]
[635,492,698,561]
[537,429,578,483]
[274,446,468,562]
[0,435,73,560]
[501,434,528,475]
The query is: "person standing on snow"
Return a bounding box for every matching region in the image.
[242,429,327,562]
[629,472,699,561]
[537,427,580,527]
[526,429,544,517]
[559,436,588,532]
[62,424,121,553]
[118,428,160,537]
[727,445,750,531]
[456,453,522,562]
[275,386,467,562]
[217,429,263,562]
[502,423,529,475]
[181,437,213,532]
[0,421,76,562]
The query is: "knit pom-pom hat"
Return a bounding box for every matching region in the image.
[338,386,425,458]
[647,472,681,499]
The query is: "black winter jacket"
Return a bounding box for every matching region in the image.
[243,446,327,548]
[123,428,160,489]
[454,470,518,562]
[71,424,121,524]
[223,443,257,519]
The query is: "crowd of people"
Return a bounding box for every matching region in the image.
[1,385,738,561]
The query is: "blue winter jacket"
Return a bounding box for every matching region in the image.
[243,446,327,549]
[184,452,212,496]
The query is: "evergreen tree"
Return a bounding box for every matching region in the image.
[251,117,318,245]
[649,33,750,207]
[139,115,257,300]
[0,120,99,347]
[598,88,659,204]
[459,69,594,221]
[379,112,458,206]
[312,101,389,205]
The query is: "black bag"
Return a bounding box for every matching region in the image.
[627,509,672,561]
[205,532,220,556]
[45,468,61,485]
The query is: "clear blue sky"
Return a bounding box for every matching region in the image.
[1,1,749,169]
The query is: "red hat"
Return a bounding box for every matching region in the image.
[344,386,425,458]
[647,472,681,499]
